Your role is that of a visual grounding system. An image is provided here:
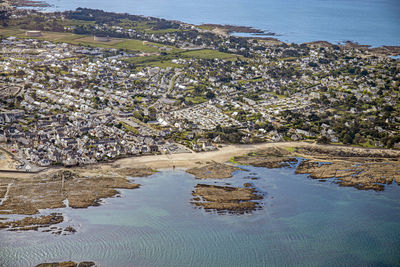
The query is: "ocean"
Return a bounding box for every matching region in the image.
[41,0,400,46]
[1,167,400,266]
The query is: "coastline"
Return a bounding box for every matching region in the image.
[8,1,400,49]
[114,141,305,169]
[5,0,49,7]
[0,141,399,232]
[1,141,398,179]
[0,141,306,179]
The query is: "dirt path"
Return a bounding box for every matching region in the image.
[0,182,13,205]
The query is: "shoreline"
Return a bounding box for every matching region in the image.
[0,141,399,229]
[5,0,49,7]
[0,141,307,179]
[8,3,400,50]
[1,141,398,179]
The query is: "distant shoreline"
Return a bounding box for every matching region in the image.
[200,24,276,38]
[9,1,400,49]
[5,0,49,7]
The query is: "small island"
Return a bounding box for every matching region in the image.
[191,183,263,214]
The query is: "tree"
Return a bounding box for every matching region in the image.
[0,9,10,26]
[133,111,143,121]
[343,134,353,144]
[205,91,215,99]
[317,135,330,144]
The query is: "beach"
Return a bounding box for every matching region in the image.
[1,141,399,178]
[113,141,306,169]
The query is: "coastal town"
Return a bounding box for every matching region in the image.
[1,1,400,266]
[0,5,399,171]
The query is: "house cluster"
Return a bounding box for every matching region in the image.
[0,110,188,167]
[164,103,241,130]
[0,38,194,168]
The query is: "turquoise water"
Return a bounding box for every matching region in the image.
[1,166,400,266]
[41,0,400,46]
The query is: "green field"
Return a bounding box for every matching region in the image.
[181,49,239,60]
[125,48,240,67]
[185,96,208,104]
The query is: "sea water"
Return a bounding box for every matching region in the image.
[41,0,400,46]
[1,166,400,266]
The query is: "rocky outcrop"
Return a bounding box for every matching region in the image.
[191,184,263,214]
[36,261,96,267]
[0,170,142,215]
[116,167,155,177]
[0,168,153,232]
[295,146,400,161]
[0,213,63,231]
[233,147,298,168]
[233,145,400,191]
[186,162,242,179]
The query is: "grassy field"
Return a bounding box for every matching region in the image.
[61,19,96,26]
[284,147,296,152]
[181,49,239,60]
[185,96,208,104]
[74,36,124,45]
[269,91,287,99]
[125,48,239,67]
[0,28,26,36]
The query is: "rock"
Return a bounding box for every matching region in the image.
[0,213,63,231]
[35,262,96,267]
[36,261,77,267]
[116,167,155,177]
[191,184,263,214]
[64,226,76,233]
[78,262,96,267]
[186,162,243,179]
[294,157,400,191]
[0,171,141,216]
[234,147,298,168]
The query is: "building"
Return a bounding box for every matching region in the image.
[94,36,110,42]
[26,31,42,37]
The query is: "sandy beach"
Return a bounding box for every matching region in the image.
[113,141,307,170]
[2,141,400,179]
[0,141,304,179]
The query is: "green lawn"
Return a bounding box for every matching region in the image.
[181,49,239,60]
[125,48,241,67]
[269,91,286,99]
[185,96,207,104]
[285,147,296,152]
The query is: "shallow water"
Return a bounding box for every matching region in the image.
[1,166,400,266]
[41,0,400,46]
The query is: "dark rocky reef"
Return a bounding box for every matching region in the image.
[191,183,263,214]
[36,262,96,267]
